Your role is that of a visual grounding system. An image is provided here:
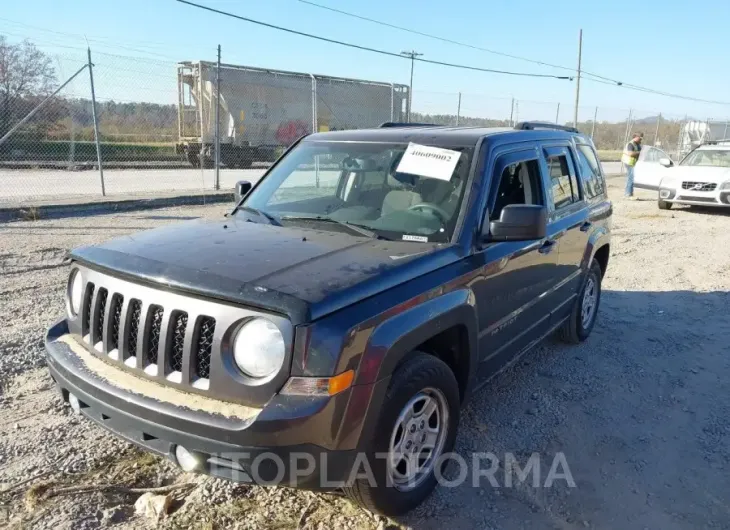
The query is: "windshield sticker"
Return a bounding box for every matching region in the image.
[396,143,461,181]
[402,234,429,243]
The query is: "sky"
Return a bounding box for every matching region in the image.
[3,0,730,124]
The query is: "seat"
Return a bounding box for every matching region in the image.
[381,173,423,217]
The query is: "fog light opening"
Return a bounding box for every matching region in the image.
[659,190,671,199]
[175,445,203,472]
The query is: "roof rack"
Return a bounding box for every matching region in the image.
[379,122,442,128]
[514,121,579,134]
[702,138,730,145]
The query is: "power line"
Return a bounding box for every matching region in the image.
[173,0,572,80]
[296,0,730,107]
[297,0,576,74]
[583,78,730,106]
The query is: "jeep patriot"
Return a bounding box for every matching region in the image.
[45,121,612,515]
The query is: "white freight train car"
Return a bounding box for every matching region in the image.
[176,61,410,168]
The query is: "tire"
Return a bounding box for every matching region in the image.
[343,353,460,516]
[559,259,602,344]
[658,199,672,210]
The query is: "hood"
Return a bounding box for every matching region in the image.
[71,218,458,323]
[669,165,730,184]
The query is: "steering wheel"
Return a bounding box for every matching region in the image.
[407,203,450,224]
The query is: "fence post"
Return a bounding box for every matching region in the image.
[456,92,462,126]
[590,106,597,138]
[311,75,319,188]
[214,45,221,191]
[87,47,105,196]
[390,84,394,122]
[310,75,317,134]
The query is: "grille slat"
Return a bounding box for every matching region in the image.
[82,283,95,337]
[169,312,188,373]
[110,295,124,352]
[127,300,142,358]
[94,288,108,346]
[145,305,164,366]
[194,317,216,380]
[682,181,717,192]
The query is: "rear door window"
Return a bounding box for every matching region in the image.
[544,146,580,211]
[575,144,606,199]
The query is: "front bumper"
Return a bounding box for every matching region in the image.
[659,186,730,206]
[45,319,386,489]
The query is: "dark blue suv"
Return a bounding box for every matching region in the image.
[45,121,611,515]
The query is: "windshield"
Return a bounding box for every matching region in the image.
[681,149,730,167]
[240,141,474,242]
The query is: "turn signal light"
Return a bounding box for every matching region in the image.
[281,370,355,396]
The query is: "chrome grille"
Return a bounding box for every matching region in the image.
[145,305,164,366]
[168,312,188,373]
[682,181,717,191]
[194,317,216,379]
[70,266,292,397]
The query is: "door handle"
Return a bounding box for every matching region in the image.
[579,221,592,232]
[538,239,556,254]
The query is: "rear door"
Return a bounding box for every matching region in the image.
[540,145,589,324]
[634,146,671,190]
[473,147,559,379]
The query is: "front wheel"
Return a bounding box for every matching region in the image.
[559,259,602,344]
[344,353,460,516]
[658,199,672,210]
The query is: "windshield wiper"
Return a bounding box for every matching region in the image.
[234,205,282,226]
[280,215,388,240]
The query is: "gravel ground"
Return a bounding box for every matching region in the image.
[1,178,729,529]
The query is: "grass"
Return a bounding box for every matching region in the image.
[596,150,622,161]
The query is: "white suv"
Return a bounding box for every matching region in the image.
[632,142,730,210]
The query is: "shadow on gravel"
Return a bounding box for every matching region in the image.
[397,289,730,530]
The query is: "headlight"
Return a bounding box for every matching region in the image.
[720,181,730,191]
[67,269,83,316]
[233,318,286,378]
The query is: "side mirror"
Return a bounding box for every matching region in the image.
[234,180,252,203]
[659,157,673,168]
[483,204,547,242]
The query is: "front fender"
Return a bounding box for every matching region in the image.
[355,289,479,393]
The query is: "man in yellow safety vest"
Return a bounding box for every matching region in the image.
[622,132,643,198]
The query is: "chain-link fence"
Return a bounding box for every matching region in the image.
[2,35,730,207]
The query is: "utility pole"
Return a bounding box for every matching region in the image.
[573,29,583,129]
[591,106,598,138]
[510,98,515,126]
[214,44,221,191]
[400,50,423,122]
[555,103,560,124]
[653,113,661,146]
[456,92,462,126]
